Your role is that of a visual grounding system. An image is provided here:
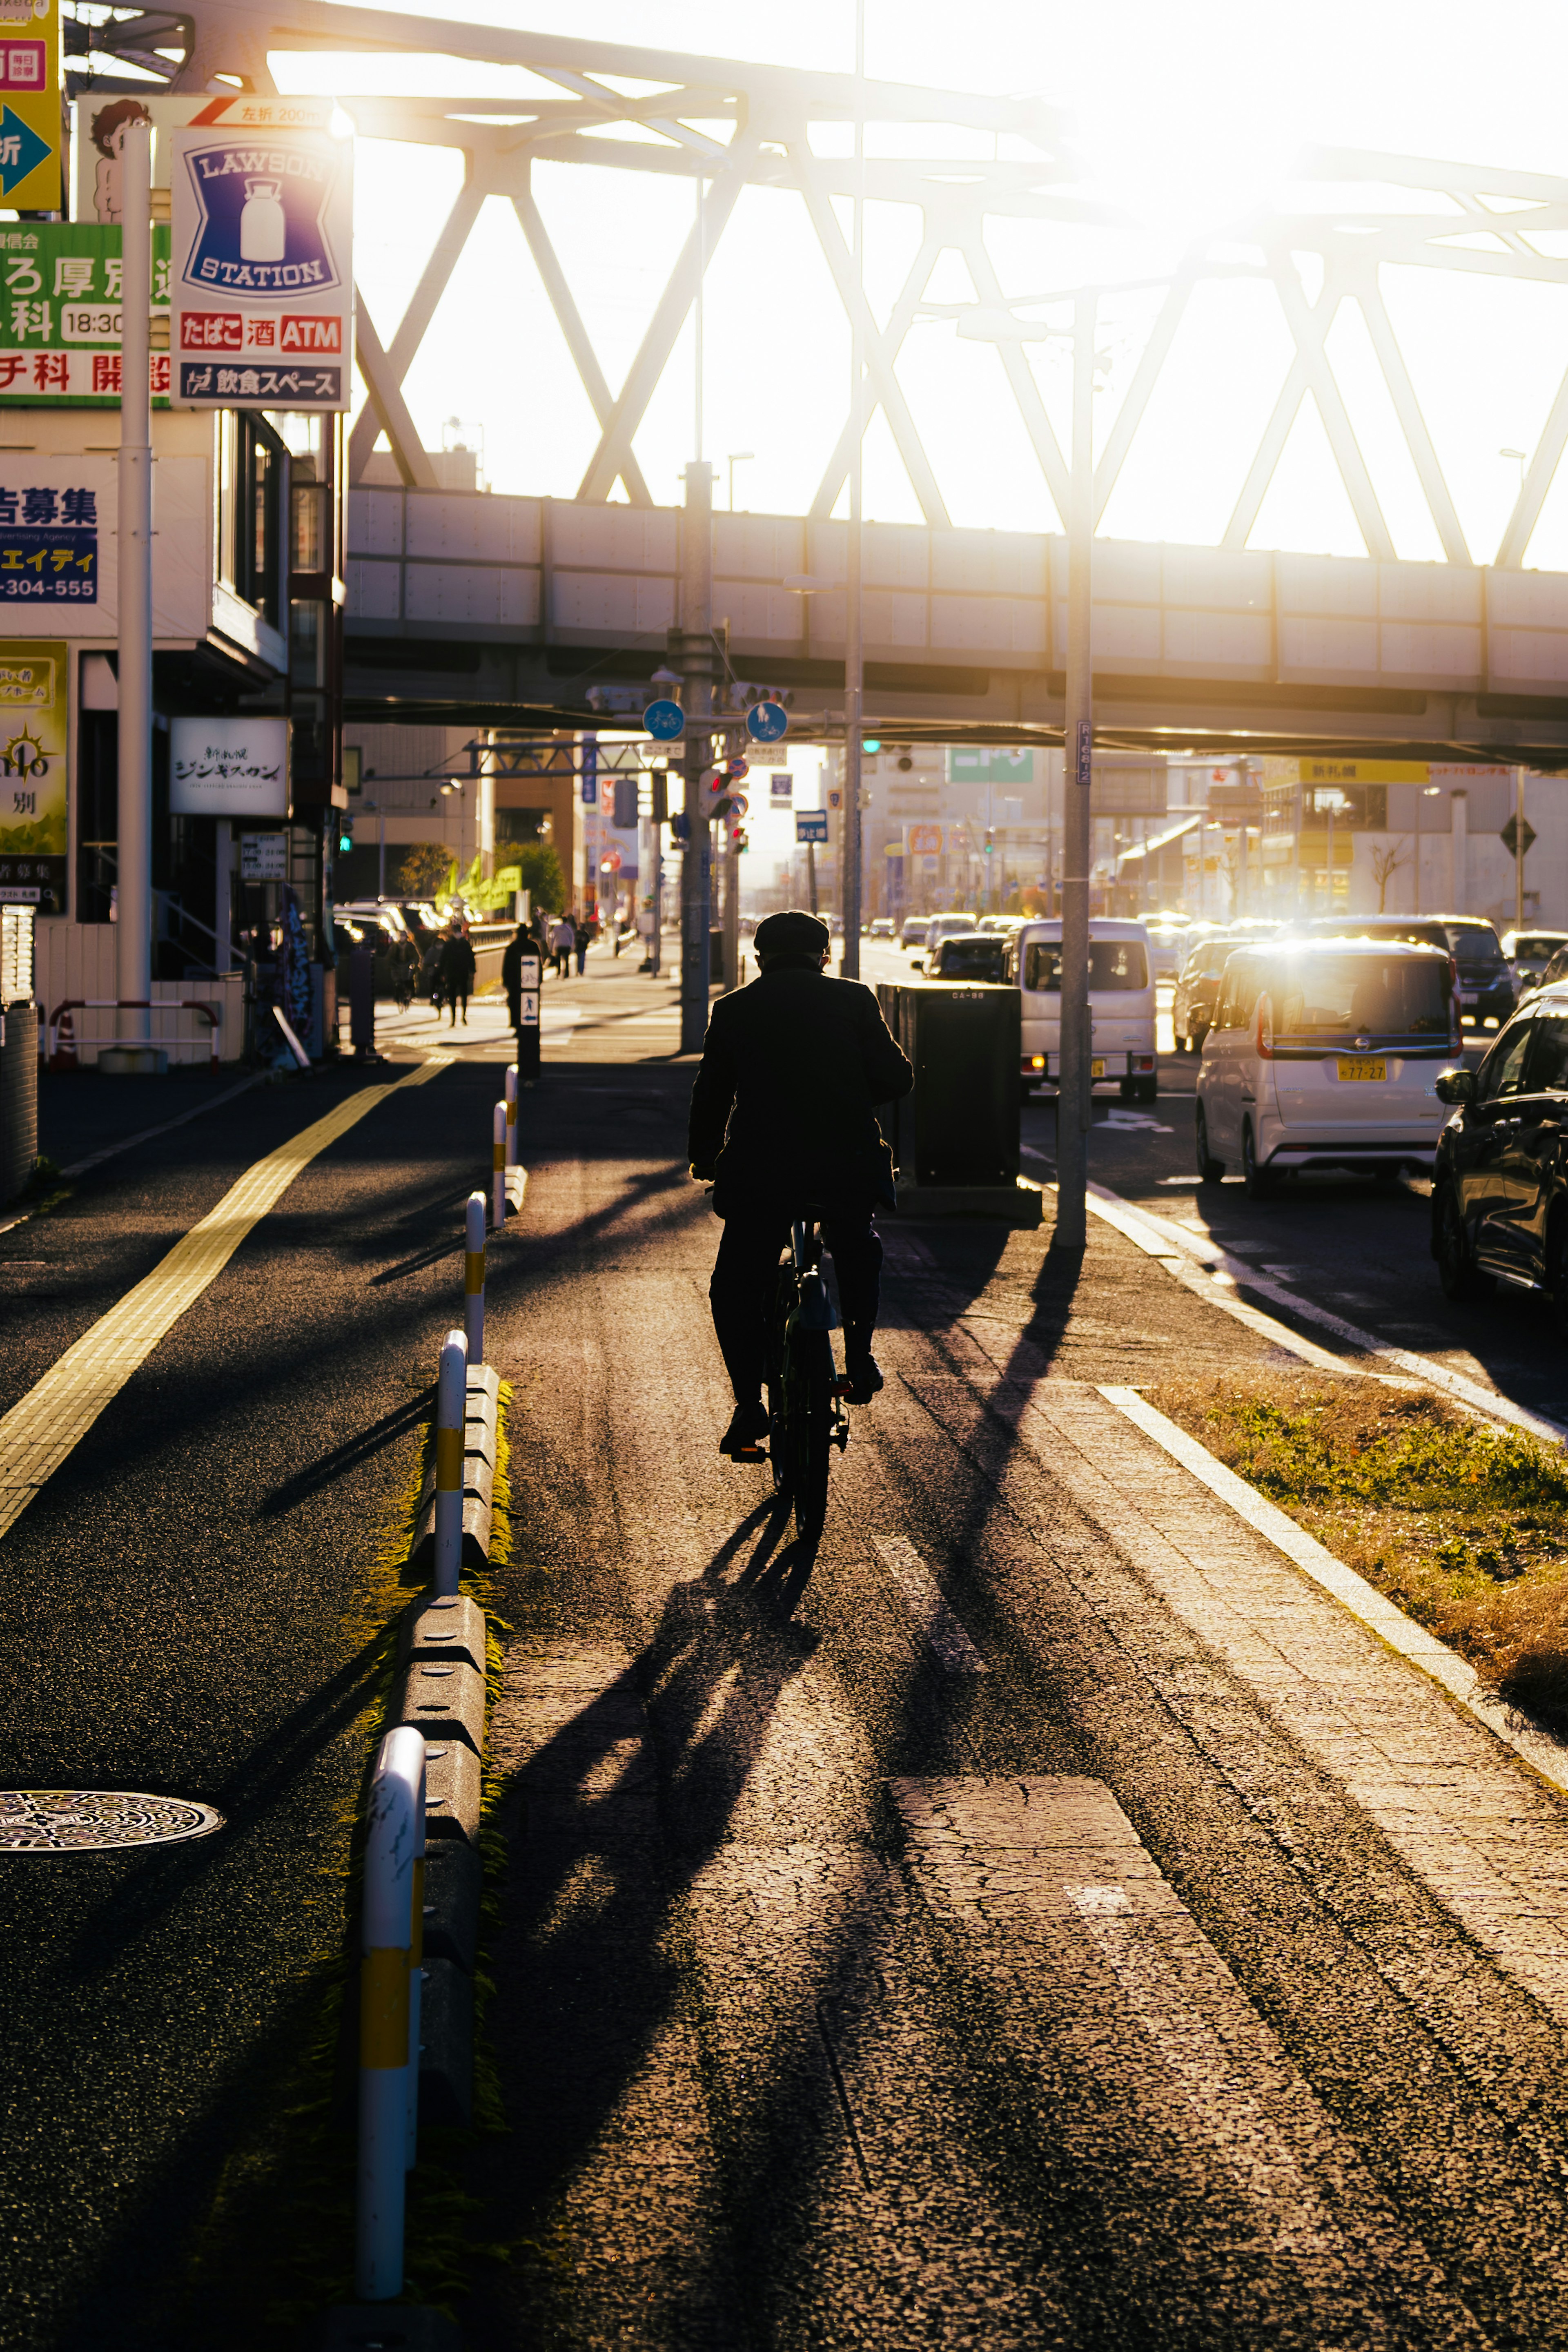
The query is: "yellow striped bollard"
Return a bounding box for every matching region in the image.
[356,1726,426,2299]
[434,1329,467,1600]
[492,1101,506,1230]
[463,1190,486,1366]
[505,1062,518,1165]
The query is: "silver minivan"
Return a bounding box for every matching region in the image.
[1004,917,1158,1103]
[1195,937,1460,1197]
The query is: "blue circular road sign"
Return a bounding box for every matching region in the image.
[746,700,789,742]
[644,698,686,740]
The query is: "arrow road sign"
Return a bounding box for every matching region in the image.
[0,105,51,198]
[644,698,686,740]
[746,701,788,743]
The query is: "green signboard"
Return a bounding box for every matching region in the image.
[0,223,171,404]
[947,747,1034,786]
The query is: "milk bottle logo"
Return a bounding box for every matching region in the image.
[239,176,286,264]
[179,136,343,296]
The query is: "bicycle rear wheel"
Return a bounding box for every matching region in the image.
[765,1266,795,1508]
[792,1329,833,1546]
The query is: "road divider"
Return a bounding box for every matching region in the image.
[505,1062,518,1163]
[492,1101,506,1229]
[432,1333,468,1600]
[463,1192,486,1365]
[356,1726,426,2301]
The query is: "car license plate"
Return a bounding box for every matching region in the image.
[1337,1058,1386,1081]
[1090,1057,1105,1078]
[1460,993,1477,1006]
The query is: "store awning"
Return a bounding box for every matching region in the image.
[1114,811,1202,871]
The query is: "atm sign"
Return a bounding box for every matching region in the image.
[180,312,342,352]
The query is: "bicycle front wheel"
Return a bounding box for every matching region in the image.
[792,1329,833,1546]
[765,1268,795,1507]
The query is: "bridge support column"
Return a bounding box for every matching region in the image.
[679,461,715,1055]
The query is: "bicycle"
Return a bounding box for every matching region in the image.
[755,1214,851,1544]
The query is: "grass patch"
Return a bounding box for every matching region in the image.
[1147,1369,1568,1735]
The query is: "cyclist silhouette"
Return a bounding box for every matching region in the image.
[688,908,913,1457]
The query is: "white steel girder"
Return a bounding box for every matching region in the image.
[76,0,1568,572]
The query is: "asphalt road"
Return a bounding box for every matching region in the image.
[9,951,1568,2350]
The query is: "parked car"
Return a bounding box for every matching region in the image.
[1195,938,1459,1198]
[1504,929,1568,999]
[925,932,1008,982]
[1432,989,1568,1306]
[1436,917,1516,1029]
[900,915,929,952]
[1173,929,1248,1053]
[1004,918,1158,1102]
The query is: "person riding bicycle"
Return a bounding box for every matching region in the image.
[688,908,913,1458]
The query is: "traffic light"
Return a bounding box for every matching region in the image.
[337,830,352,854]
[983,829,995,857]
[612,775,638,829]
[863,738,882,753]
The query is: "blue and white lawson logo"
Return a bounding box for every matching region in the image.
[179,139,343,300]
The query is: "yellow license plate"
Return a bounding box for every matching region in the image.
[1090,1057,1105,1078]
[1337,1058,1386,1081]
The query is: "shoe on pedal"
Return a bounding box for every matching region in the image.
[719,1399,770,1458]
[842,1353,884,1405]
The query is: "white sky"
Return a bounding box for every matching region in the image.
[277,1,1568,567]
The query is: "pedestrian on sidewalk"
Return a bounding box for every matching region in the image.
[574,909,592,976]
[550,910,575,978]
[438,924,477,1025]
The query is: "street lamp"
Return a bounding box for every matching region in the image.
[727,451,755,511]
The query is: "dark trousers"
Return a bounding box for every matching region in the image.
[710,1206,882,1403]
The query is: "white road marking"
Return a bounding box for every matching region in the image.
[895,1779,1386,2276]
[873,1536,987,1673]
[1057,1174,1568,1444]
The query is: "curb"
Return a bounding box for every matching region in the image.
[1098,1384,1568,1808]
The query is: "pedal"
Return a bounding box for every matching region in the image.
[732,1444,768,1463]
[831,1425,850,1452]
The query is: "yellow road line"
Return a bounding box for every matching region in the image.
[0,1055,452,1539]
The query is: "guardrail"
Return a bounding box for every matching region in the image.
[47,996,221,1074]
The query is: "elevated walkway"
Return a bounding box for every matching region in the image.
[346,488,1568,761]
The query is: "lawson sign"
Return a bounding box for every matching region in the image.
[171,111,352,410]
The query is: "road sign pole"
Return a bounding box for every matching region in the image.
[842,25,865,982]
[679,461,714,1054]
[1516,765,1527,934]
[1056,290,1096,1251]
[116,117,153,1056]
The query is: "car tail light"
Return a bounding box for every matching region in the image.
[1025,1054,1045,1072]
[1254,992,1274,1059]
[1134,1054,1154,1071]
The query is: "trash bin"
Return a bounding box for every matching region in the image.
[878,981,1023,1188]
[0,997,38,1204]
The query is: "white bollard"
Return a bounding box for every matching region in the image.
[405,1756,426,2172]
[356,1726,426,2299]
[434,1330,467,1599]
[505,1062,518,1166]
[492,1101,506,1229]
[463,1191,486,1366]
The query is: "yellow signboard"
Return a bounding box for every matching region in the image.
[1263,756,1431,787]
[0,637,66,912]
[0,0,60,213]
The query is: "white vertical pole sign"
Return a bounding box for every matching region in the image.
[116,116,152,1053]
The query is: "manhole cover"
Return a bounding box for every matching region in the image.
[0,1792,224,1852]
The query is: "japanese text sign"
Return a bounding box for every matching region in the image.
[0,638,64,912]
[0,225,172,405]
[0,0,60,212]
[171,715,289,817]
[172,105,352,410]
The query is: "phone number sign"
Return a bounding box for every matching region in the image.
[0,484,97,600]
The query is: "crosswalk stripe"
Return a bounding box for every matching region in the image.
[0,1056,451,1539]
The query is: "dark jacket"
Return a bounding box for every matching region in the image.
[689,962,913,1213]
[439,933,477,994]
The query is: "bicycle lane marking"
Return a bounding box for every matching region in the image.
[873,1536,988,1673]
[0,1056,452,1539]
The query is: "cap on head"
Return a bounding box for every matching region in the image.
[755,909,831,961]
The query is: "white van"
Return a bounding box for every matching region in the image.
[1004,918,1159,1104]
[1195,937,1459,1197]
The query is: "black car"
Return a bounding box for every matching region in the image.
[926,933,1007,982]
[1432,991,1568,1310]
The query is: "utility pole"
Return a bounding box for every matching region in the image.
[679,460,715,1052]
[116,116,153,1060]
[840,0,866,979]
[1515,764,1527,934]
[1055,291,1096,1250]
